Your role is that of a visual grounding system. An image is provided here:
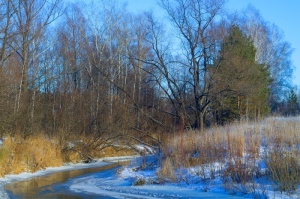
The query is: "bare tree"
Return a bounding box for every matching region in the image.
[141,0,225,130]
[0,0,17,67]
[9,0,62,136]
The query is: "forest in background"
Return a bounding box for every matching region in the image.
[0,0,297,147]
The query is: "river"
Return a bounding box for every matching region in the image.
[4,158,247,199]
[5,163,122,199]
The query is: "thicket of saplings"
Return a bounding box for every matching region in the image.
[157,117,300,195]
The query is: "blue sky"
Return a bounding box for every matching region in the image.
[126,0,300,88]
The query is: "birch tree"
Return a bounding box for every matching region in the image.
[240,6,293,111]
[11,0,62,136]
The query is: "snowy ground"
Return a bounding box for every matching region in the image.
[69,158,245,198]
[69,156,300,199]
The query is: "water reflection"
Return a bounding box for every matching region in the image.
[5,163,122,199]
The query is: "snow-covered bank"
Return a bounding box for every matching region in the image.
[69,156,300,199]
[70,177,245,198]
[70,156,245,198]
[0,155,138,199]
[67,117,300,199]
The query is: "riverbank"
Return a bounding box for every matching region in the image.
[4,154,247,199]
[0,156,138,199]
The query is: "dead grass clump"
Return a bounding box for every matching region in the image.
[56,128,140,163]
[223,158,257,185]
[165,128,229,168]
[227,131,245,158]
[198,129,227,165]
[264,117,300,146]
[246,132,261,159]
[26,136,63,170]
[0,147,9,176]
[98,146,136,157]
[133,177,147,186]
[1,135,63,175]
[263,117,300,193]
[159,121,261,179]
[61,149,82,163]
[265,149,300,193]
[63,144,136,163]
[157,156,177,182]
[263,117,300,194]
[158,117,300,195]
[223,124,261,185]
[159,120,264,188]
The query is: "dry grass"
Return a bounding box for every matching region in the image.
[263,117,300,193]
[159,117,300,194]
[0,133,136,176]
[266,149,300,193]
[0,134,63,175]
[98,146,136,157]
[157,156,177,182]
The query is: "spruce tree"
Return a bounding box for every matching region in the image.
[214,25,270,122]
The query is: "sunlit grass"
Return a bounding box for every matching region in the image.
[0,132,136,176]
[159,117,300,193]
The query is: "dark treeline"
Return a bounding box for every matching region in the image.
[0,0,295,144]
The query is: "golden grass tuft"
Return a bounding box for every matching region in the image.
[0,133,137,176]
[97,146,136,157]
[266,149,300,193]
[1,135,63,175]
[157,156,177,182]
[159,117,300,191]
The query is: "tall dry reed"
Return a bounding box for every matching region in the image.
[159,117,300,194]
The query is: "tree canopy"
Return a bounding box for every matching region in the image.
[0,0,296,143]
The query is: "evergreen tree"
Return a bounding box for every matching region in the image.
[286,89,299,115]
[213,26,270,122]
